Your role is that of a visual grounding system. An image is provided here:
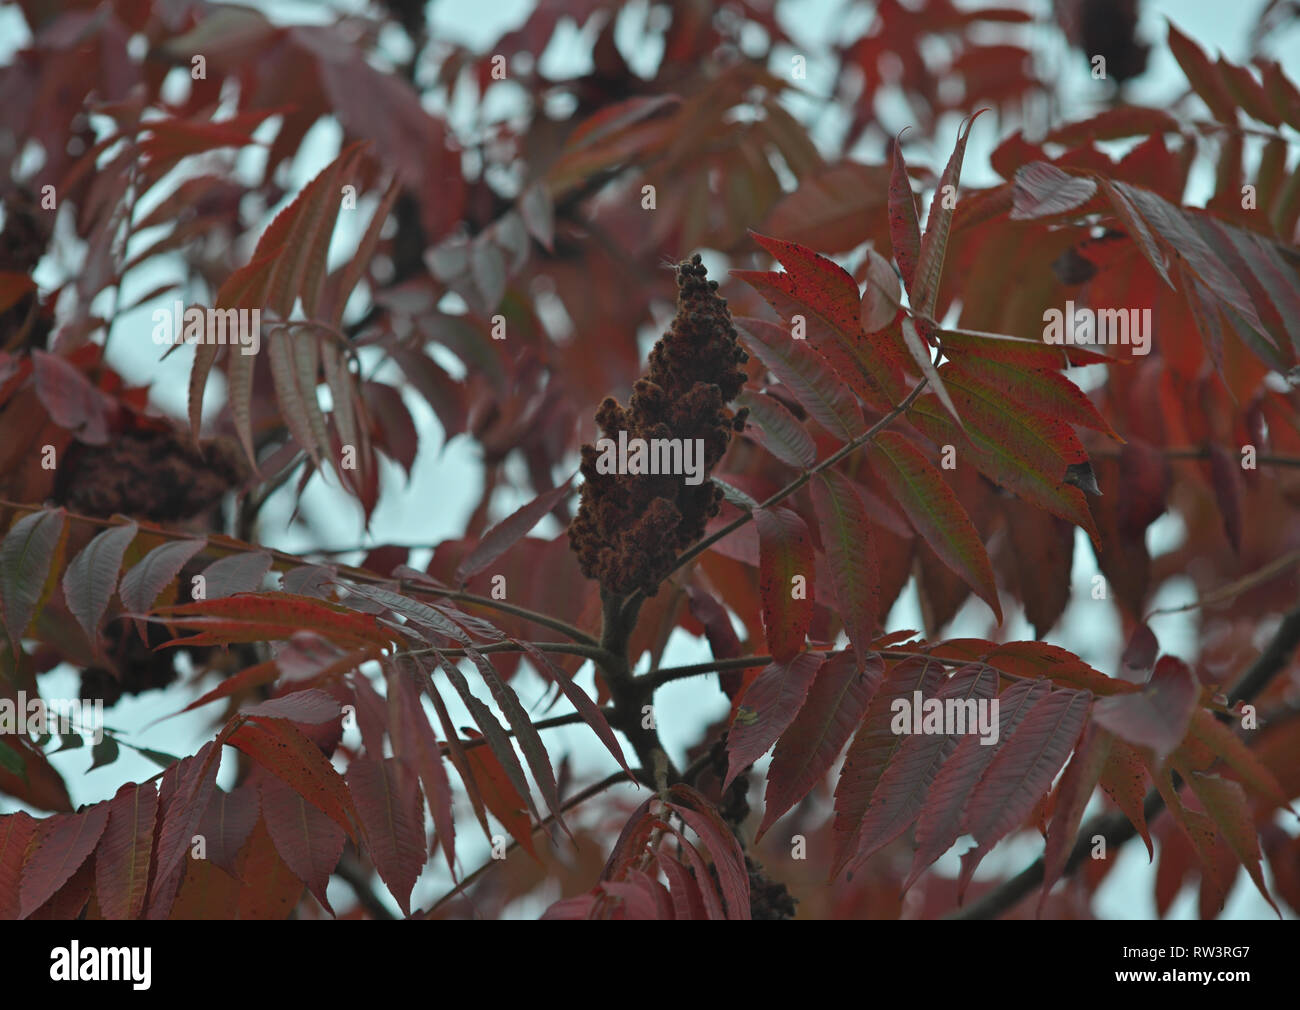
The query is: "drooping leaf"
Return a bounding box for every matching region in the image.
[94,781,158,920]
[904,679,1049,890]
[0,508,67,647]
[62,521,138,645]
[260,771,345,915]
[809,470,879,655]
[754,506,816,662]
[1093,655,1198,760]
[957,688,1092,895]
[0,811,39,919]
[760,651,883,837]
[724,652,825,790]
[1039,723,1111,912]
[1183,771,1280,916]
[455,475,574,582]
[869,431,1001,621]
[832,655,947,876]
[461,728,538,861]
[227,718,356,842]
[734,316,859,441]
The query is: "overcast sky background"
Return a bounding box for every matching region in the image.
[2,0,1297,918]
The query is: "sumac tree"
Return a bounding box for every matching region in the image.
[0,0,1298,922]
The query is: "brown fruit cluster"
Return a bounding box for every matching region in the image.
[53,431,247,521]
[569,255,749,597]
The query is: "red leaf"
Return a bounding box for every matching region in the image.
[848,664,999,872]
[912,110,987,316]
[388,662,457,875]
[455,475,574,582]
[724,652,825,790]
[1098,736,1155,860]
[1039,723,1111,913]
[957,688,1092,895]
[94,781,158,920]
[154,592,396,651]
[18,801,110,918]
[0,811,38,919]
[227,718,357,842]
[888,131,922,294]
[832,655,947,876]
[260,772,345,915]
[147,739,225,918]
[197,784,260,877]
[760,651,884,838]
[667,785,750,920]
[516,640,631,777]
[1093,655,1198,760]
[755,506,815,661]
[905,679,1049,890]
[31,350,110,445]
[1184,771,1280,916]
[810,470,879,656]
[462,729,538,861]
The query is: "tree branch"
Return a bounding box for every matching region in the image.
[948,604,1300,920]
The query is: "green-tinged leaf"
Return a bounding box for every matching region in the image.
[912,110,986,316]
[1183,771,1280,916]
[810,470,879,655]
[1,508,67,647]
[94,782,158,920]
[62,521,138,645]
[738,390,816,468]
[945,357,1123,440]
[734,316,859,441]
[869,431,1001,621]
[754,506,816,661]
[889,130,922,293]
